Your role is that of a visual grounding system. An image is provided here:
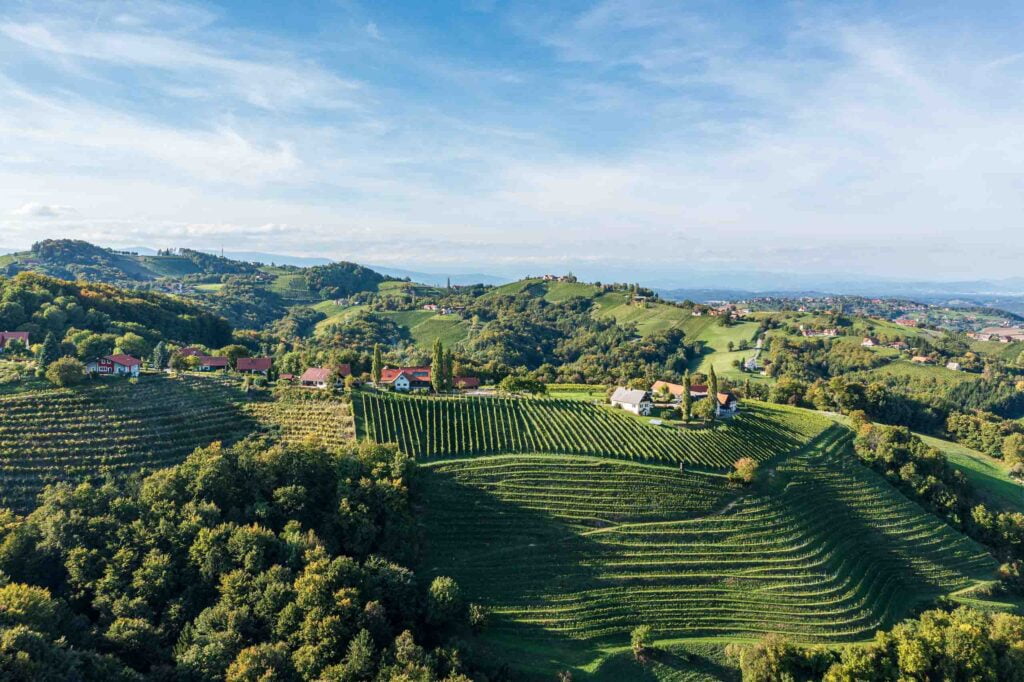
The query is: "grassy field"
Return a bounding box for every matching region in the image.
[0,375,256,512]
[857,359,980,386]
[193,282,224,292]
[920,434,1024,513]
[417,428,994,677]
[355,393,832,468]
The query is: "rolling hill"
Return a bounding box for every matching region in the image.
[410,423,996,677]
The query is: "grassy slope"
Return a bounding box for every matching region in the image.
[920,433,1024,513]
[858,360,981,386]
[417,428,995,679]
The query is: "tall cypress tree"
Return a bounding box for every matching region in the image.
[38,332,60,368]
[708,366,720,417]
[444,348,455,390]
[681,371,693,422]
[431,339,444,393]
[372,343,383,385]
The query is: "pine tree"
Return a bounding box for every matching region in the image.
[681,371,693,422]
[372,343,383,385]
[38,332,60,368]
[431,339,444,393]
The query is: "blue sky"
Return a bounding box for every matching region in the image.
[2,0,1023,283]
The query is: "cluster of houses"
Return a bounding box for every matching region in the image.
[799,325,839,338]
[421,303,462,315]
[178,348,273,374]
[291,364,481,392]
[610,380,739,418]
[861,337,910,350]
[969,327,1024,343]
[0,331,30,352]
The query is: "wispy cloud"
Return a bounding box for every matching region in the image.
[10,202,75,217]
[1,0,1022,281]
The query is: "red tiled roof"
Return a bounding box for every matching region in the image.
[380,367,431,383]
[716,392,737,407]
[690,384,709,394]
[301,367,332,383]
[178,347,203,357]
[652,380,685,396]
[237,357,272,372]
[199,355,229,367]
[105,354,141,367]
[453,376,480,389]
[280,373,295,381]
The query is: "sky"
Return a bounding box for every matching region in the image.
[2,0,1024,284]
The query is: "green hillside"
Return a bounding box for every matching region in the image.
[355,393,831,468]
[418,429,994,676]
[0,375,256,512]
[920,433,1024,513]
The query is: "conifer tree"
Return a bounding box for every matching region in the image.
[681,371,693,422]
[431,339,444,392]
[708,365,720,421]
[38,332,60,368]
[372,343,383,385]
[444,348,455,390]
[151,341,168,369]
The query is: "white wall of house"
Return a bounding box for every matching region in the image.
[392,375,411,391]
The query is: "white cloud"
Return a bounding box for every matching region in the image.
[365,21,382,41]
[10,202,75,218]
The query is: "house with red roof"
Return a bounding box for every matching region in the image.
[178,347,204,357]
[197,355,229,371]
[300,365,352,389]
[380,367,432,391]
[0,331,30,352]
[86,354,141,377]
[237,357,272,374]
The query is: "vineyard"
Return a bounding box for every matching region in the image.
[419,426,995,650]
[356,393,831,467]
[243,393,354,448]
[0,375,255,512]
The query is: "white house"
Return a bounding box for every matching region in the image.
[610,387,654,416]
[861,337,877,347]
[946,361,962,372]
[86,354,141,377]
[715,392,740,417]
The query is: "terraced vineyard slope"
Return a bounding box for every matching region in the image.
[244,393,354,448]
[356,393,831,467]
[0,375,256,512]
[418,427,995,663]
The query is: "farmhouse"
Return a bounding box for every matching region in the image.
[911,355,933,364]
[422,303,439,311]
[453,376,481,390]
[236,357,272,374]
[890,341,910,350]
[197,356,229,371]
[610,387,654,416]
[300,365,352,389]
[716,392,740,416]
[651,380,686,401]
[894,317,918,327]
[861,337,878,347]
[380,367,432,391]
[946,361,962,371]
[86,354,141,377]
[689,384,710,399]
[0,331,29,352]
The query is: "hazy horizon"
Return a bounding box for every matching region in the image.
[3,1,1022,279]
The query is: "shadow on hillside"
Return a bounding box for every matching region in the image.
[415,466,611,672]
